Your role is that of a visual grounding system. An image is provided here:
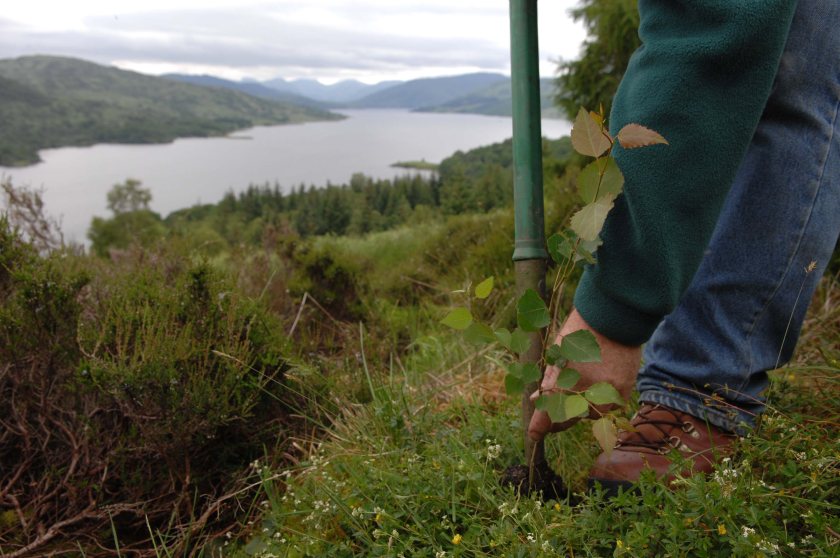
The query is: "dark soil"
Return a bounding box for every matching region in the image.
[500,461,570,500]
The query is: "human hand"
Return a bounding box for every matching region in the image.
[527,309,641,441]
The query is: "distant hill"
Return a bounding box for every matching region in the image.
[164,74,332,110]
[263,78,402,104]
[351,73,509,109]
[0,55,342,167]
[416,78,562,118]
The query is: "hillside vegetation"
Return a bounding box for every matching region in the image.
[0,55,342,167]
[417,78,561,118]
[351,72,509,109]
[2,161,837,556]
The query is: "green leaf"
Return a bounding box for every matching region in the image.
[547,233,573,264]
[520,363,541,384]
[570,194,615,242]
[545,343,563,366]
[571,107,612,158]
[463,322,495,345]
[536,393,568,424]
[510,328,532,354]
[584,382,624,406]
[555,368,581,390]
[505,374,524,395]
[564,394,590,419]
[558,330,601,362]
[474,276,494,299]
[577,160,603,204]
[592,417,618,454]
[598,157,625,199]
[616,123,668,149]
[516,289,550,332]
[494,328,512,350]
[441,307,473,330]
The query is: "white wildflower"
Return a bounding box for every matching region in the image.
[526,533,536,543]
[741,526,756,538]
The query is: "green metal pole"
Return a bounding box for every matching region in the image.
[509,0,548,477]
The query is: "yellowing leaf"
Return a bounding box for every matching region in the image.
[571,107,612,158]
[616,123,668,149]
[564,394,590,419]
[592,417,618,455]
[474,276,494,299]
[577,157,624,205]
[441,307,472,330]
[584,382,624,406]
[569,194,615,242]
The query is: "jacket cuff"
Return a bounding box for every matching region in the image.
[573,270,662,346]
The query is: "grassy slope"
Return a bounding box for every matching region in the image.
[0,55,342,167]
[225,217,839,558]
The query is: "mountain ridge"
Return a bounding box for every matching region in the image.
[0,55,341,167]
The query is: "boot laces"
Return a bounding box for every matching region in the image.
[616,405,696,454]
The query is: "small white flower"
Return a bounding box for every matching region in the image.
[486,442,502,460]
[741,526,756,538]
[435,551,447,558]
[526,533,536,543]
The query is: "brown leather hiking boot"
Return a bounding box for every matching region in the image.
[589,404,738,496]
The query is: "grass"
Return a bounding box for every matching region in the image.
[218,245,839,558]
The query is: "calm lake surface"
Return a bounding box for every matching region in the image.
[1,109,571,243]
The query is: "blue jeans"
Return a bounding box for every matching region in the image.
[637,0,840,436]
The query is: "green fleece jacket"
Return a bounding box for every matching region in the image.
[573,0,798,345]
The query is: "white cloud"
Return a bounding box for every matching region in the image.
[0,0,586,82]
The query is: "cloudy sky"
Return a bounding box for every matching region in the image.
[0,0,588,84]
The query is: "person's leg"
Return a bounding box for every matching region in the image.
[637,0,840,436]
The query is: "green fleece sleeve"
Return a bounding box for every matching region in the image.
[573,0,798,345]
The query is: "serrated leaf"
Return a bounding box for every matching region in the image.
[520,363,541,384]
[576,244,597,265]
[536,393,568,424]
[616,123,668,149]
[441,307,473,330]
[494,327,512,350]
[569,194,615,242]
[510,328,532,354]
[516,289,550,332]
[555,368,581,390]
[571,107,612,158]
[584,382,624,406]
[592,417,618,455]
[463,322,495,345]
[474,276,494,299]
[558,329,601,362]
[547,233,573,264]
[577,160,602,204]
[505,374,524,395]
[577,157,624,205]
[598,157,624,199]
[564,394,590,419]
[545,344,563,366]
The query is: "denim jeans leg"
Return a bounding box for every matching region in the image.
[636,0,840,436]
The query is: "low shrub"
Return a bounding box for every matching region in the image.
[0,221,298,556]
